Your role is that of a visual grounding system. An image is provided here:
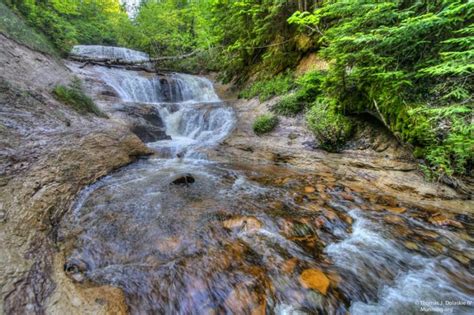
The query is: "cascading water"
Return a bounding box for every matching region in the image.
[62,46,473,314]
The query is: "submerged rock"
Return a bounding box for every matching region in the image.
[223,216,263,232]
[299,269,330,295]
[171,174,195,186]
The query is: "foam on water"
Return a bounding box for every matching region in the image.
[326,210,474,314]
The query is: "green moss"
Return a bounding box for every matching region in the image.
[53,79,106,118]
[239,72,295,101]
[253,114,279,135]
[306,99,353,152]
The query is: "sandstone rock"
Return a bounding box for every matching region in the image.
[429,214,463,228]
[340,192,355,201]
[299,269,330,295]
[304,186,316,193]
[384,215,404,224]
[404,241,418,250]
[0,35,150,314]
[385,206,407,214]
[281,258,298,274]
[223,216,263,232]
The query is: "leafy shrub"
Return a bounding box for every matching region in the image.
[239,72,295,101]
[306,100,353,152]
[295,71,325,102]
[253,114,279,135]
[272,94,303,116]
[402,105,473,177]
[53,79,106,117]
[270,70,326,116]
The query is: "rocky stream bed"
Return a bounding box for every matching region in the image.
[0,40,472,314]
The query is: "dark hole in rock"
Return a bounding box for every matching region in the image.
[64,258,89,274]
[171,174,195,186]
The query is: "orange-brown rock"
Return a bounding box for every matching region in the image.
[223,216,263,232]
[281,258,298,274]
[385,206,407,214]
[384,215,404,224]
[429,214,463,228]
[304,186,316,193]
[299,269,330,295]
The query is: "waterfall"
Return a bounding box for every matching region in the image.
[92,67,220,104]
[71,45,150,62]
[69,45,233,157]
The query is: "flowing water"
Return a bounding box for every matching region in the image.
[62,46,473,314]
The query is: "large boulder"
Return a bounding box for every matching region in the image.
[114,104,171,143]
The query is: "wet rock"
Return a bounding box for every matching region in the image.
[299,269,330,295]
[384,206,407,214]
[384,215,404,224]
[323,209,338,221]
[413,229,439,240]
[0,210,6,223]
[429,214,463,228]
[64,258,89,283]
[171,174,195,186]
[404,241,418,250]
[223,216,263,232]
[304,186,316,193]
[450,252,470,266]
[340,192,354,201]
[116,105,171,143]
[281,257,298,274]
[425,242,446,255]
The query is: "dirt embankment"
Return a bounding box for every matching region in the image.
[0,33,150,314]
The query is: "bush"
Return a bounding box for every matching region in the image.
[253,114,279,135]
[271,71,326,116]
[402,105,473,177]
[53,79,106,117]
[272,94,304,116]
[239,72,295,101]
[295,71,325,102]
[306,100,353,152]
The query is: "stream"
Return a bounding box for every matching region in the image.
[61,46,473,314]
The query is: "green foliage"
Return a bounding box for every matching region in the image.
[210,0,306,82]
[253,114,279,135]
[306,99,353,152]
[272,70,325,116]
[53,79,106,117]
[272,94,303,116]
[239,72,295,101]
[287,0,473,177]
[4,0,129,54]
[402,105,473,177]
[0,2,57,55]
